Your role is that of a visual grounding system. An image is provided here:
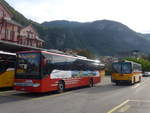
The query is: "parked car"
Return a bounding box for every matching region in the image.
[143,72,150,77]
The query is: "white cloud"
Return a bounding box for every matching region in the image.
[5,0,150,32]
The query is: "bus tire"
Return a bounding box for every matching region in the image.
[116,82,119,85]
[58,81,65,93]
[130,77,134,85]
[89,79,94,87]
[129,80,133,85]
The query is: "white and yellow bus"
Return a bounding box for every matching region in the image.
[111,60,142,85]
[0,51,16,88]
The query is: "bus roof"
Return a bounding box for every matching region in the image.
[42,50,100,63]
[113,60,141,66]
[17,49,103,64]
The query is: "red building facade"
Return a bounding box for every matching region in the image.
[18,25,44,48]
[0,2,44,48]
[0,2,21,43]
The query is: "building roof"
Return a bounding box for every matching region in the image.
[21,25,44,42]
[0,40,44,52]
[36,37,44,42]
[4,17,22,27]
[0,1,13,18]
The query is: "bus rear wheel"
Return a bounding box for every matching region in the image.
[58,81,65,93]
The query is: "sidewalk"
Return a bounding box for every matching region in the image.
[101,76,111,85]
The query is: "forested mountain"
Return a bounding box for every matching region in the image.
[2,0,150,56]
[41,20,150,55]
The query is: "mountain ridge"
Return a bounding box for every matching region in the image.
[2,0,150,56]
[41,20,150,55]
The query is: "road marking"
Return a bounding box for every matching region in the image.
[0,90,18,95]
[0,93,29,99]
[0,88,83,101]
[0,90,25,96]
[107,100,129,113]
[32,91,73,101]
[117,105,131,112]
[0,90,16,94]
[131,78,149,89]
[130,100,150,103]
[0,90,29,99]
[107,99,150,113]
[0,90,73,100]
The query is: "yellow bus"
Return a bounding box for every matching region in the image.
[111,61,142,85]
[0,51,16,88]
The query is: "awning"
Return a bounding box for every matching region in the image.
[0,40,43,53]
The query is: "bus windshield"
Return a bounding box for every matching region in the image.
[112,63,122,73]
[122,63,132,74]
[0,57,15,74]
[16,52,41,79]
[112,62,132,74]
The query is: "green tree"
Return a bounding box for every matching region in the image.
[125,58,150,71]
[75,49,95,59]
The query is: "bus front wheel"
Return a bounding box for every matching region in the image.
[116,81,120,85]
[130,77,135,85]
[58,81,65,93]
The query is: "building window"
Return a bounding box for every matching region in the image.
[10,31,14,41]
[27,33,30,38]
[5,29,9,40]
[0,22,2,30]
[0,10,4,18]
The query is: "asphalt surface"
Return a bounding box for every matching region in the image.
[0,76,150,113]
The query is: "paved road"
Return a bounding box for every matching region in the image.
[0,76,150,113]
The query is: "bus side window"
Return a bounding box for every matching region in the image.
[42,54,53,75]
[66,57,76,70]
[0,61,9,74]
[51,55,66,69]
[133,64,141,72]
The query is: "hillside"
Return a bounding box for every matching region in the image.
[2,0,150,56]
[42,20,150,55]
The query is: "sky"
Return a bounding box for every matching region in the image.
[5,0,150,33]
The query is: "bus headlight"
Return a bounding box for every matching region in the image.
[32,83,40,87]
